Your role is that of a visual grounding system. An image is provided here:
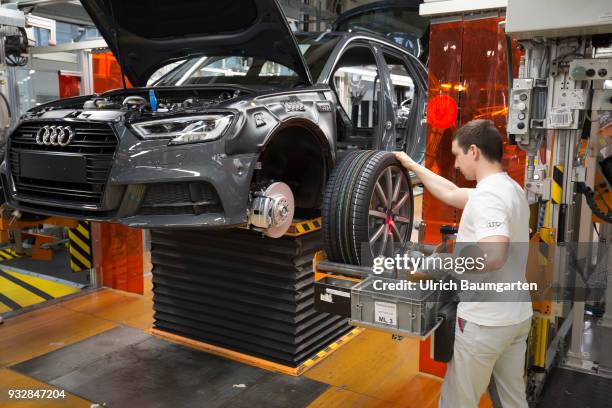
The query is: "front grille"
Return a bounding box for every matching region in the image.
[140,182,221,215]
[140,205,197,216]
[9,121,118,206]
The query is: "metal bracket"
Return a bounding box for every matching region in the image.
[349,316,444,340]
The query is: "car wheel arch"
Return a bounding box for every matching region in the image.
[252,119,333,210]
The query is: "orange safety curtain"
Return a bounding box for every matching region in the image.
[422,20,464,244]
[420,14,526,378]
[99,223,144,294]
[58,73,81,98]
[92,52,132,93]
[422,15,525,244]
[92,51,142,294]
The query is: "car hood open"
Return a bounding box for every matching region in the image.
[81,0,313,87]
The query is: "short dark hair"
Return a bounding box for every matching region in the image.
[453,119,503,163]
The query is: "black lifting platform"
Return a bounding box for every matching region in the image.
[149,218,354,374]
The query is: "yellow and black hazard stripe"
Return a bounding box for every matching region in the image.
[296,327,363,374]
[551,165,564,205]
[285,218,322,237]
[531,315,549,370]
[0,247,20,262]
[0,268,80,314]
[68,221,93,272]
[538,226,554,264]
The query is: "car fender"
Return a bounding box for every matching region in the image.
[225,91,336,165]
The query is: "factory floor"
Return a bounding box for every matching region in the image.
[0,193,493,407]
[0,276,493,408]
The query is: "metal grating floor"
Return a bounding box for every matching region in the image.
[537,367,612,408]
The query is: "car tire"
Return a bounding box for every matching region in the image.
[322,150,414,266]
[321,149,366,264]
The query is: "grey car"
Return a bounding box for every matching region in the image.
[0,0,427,240]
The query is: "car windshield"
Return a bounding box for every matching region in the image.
[150,33,343,87]
[151,56,302,87]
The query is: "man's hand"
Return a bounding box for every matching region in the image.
[395,151,470,209]
[395,151,418,172]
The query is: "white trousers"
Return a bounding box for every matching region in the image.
[439,317,531,408]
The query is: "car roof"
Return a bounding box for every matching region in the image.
[296,30,415,54]
[296,30,427,80]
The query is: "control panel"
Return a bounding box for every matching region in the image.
[570,59,612,80]
[507,79,534,135]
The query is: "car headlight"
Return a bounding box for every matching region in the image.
[131,114,234,145]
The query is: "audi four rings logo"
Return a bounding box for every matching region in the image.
[35,125,75,146]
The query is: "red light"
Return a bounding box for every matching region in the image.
[427,95,458,129]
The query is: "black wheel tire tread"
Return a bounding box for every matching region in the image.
[322,150,414,266]
[321,150,365,263]
[337,150,378,264]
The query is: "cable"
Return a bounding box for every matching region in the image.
[5,54,28,67]
[505,34,513,90]
[593,222,600,238]
[0,91,11,118]
[538,45,549,78]
[576,182,612,224]
[4,27,29,67]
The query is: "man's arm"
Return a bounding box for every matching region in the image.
[395,152,470,209]
[418,236,509,279]
[476,235,510,272]
[416,191,512,277]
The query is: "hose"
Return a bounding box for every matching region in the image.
[505,34,514,90]
[576,182,612,224]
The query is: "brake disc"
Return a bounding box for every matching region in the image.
[248,182,295,238]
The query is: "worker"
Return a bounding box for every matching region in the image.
[395,119,532,408]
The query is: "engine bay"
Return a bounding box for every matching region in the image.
[23,86,250,121]
[88,87,244,113]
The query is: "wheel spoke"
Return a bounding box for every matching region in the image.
[378,228,388,257]
[369,210,387,219]
[369,224,386,244]
[385,168,393,210]
[392,171,402,203]
[375,181,388,208]
[369,166,412,260]
[391,223,404,246]
[395,215,411,225]
[392,192,410,213]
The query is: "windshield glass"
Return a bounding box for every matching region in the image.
[151,33,343,87]
[152,56,301,87]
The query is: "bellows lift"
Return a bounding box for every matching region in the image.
[149,219,358,375]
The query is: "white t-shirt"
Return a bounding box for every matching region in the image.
[455,172,533,326]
